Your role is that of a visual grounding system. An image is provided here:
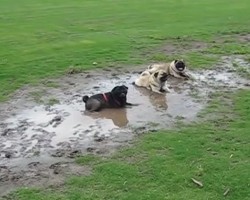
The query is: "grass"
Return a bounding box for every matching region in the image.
[30,90,60,105]
[232,62,250,79]
[7,89,250,200]
[1,0,250,199]
[29,90,45,104]
[76,154,100,165]
[1,0,250,101]
[47,97,60,105]
[204,42,250,55]
[151,52,220,69]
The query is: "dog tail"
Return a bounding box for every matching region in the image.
[82,95,89,103]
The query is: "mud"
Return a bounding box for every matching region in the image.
[0,56,249,196]
[235,33,250,43]
[161,40,208,54]
[160,34,250,55]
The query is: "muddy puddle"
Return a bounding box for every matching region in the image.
[0,56,249,196]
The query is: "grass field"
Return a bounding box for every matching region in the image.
[1,0,250,101]
[1,0,250,199]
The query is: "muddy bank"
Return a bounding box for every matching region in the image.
[0,56,249,196]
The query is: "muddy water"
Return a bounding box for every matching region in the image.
[0,56,249,196]
[0,74,202,160]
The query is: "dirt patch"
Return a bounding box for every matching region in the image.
[236,33,250,43]
[0,56,249,196]
[211,33,250,44]
[159,33,250,55]
[140,37,209,57]
[0,157,91,197]
[161,40,208,55]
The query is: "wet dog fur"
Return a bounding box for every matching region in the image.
[148,60,190,79]
[133,70,170,94]
[82,85,135,112]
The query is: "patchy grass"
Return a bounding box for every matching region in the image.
[1,0,250,101]
[183,53,220,69]
[150,52,219,69]
[1,0,250,199]
[204,42,250,55]
[41,80,60,88]
[7,89,250,200]
[30,92,60,105]
[47,98,60,106]
[66,66,86,75]
[232,62,250,79]
[76,154,101,166]
[29,91,45,104]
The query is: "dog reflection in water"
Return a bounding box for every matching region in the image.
[85,108,129,127]
[134,86,168,111]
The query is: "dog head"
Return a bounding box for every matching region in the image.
[153,70,168,83]
[174,60,186,72]
[111,85,128,98]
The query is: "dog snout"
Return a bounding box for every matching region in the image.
[176,61,186,71]
[120,93,126,97]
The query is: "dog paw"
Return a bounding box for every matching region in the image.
[159,88,166,93]
[160,87,170,93]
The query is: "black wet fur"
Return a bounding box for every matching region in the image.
[82,85,136,112]
[160,72,168,82]
[159,88,166,93]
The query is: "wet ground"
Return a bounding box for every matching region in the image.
[0,56,249,196]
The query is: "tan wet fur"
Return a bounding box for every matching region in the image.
[134,69,170,93]
[148,60,190,79]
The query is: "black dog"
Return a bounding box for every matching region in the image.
[82,85,136,112]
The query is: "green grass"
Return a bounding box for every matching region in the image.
[1,1,250,199]
[205,42,250,55]
[8,90,250,200]
[151,52,220,69]
[76,154,100,165]
[1,0,250,101]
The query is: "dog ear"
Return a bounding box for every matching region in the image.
[163,72,168,77]
[121,85,128,89]
[111,86,119,92]
[154,72,159,78]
